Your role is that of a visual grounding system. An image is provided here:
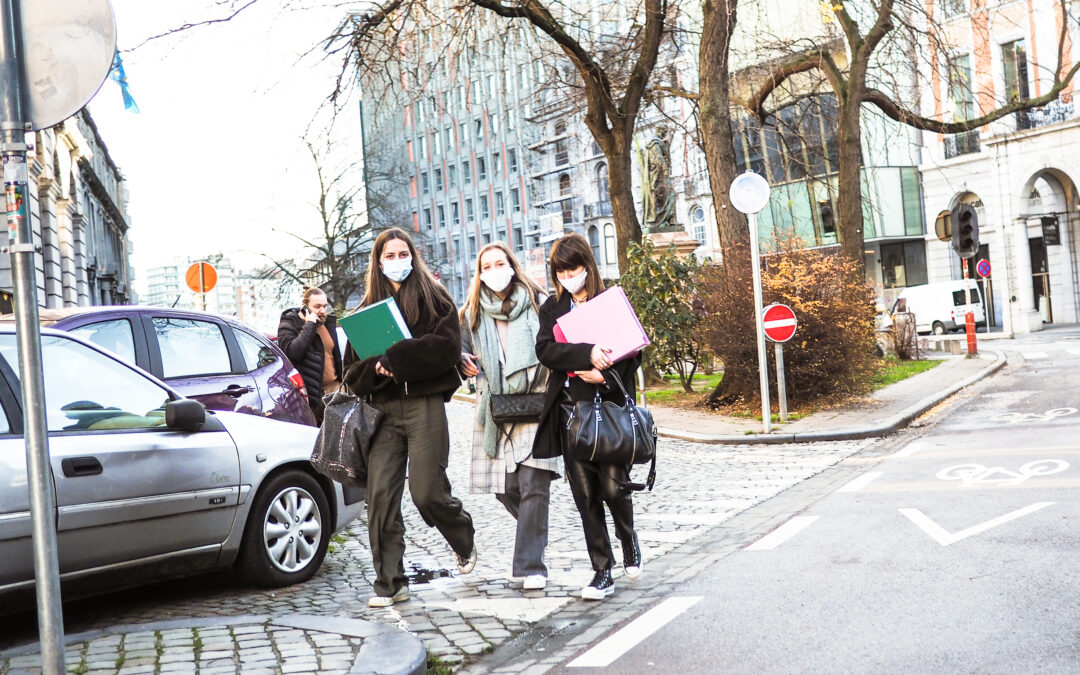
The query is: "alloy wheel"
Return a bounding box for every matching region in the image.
[261,485,323,573]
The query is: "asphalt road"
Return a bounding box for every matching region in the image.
[554,329,1080,674]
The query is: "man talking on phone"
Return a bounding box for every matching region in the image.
[277,285,342,425]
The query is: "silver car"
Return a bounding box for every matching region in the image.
[0,327,364,608]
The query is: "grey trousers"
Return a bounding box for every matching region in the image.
[366,395,475,597]
[495,464,555,577]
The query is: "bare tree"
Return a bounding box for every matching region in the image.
[738,0,1080,277]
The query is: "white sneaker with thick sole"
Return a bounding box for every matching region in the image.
[368,587,410,608]
[522,574,547,590]
[457,546,478,575]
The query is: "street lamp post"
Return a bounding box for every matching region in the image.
[730,172,773,434]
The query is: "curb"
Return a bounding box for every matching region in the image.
[656,350,1006,445]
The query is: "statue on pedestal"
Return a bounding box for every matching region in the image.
[640,125,679,234]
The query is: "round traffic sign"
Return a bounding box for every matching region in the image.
[185,262,217,294]
[762,303,797,342]
[976,259,991,278]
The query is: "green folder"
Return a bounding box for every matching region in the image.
[338,297,413,360]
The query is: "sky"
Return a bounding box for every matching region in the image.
[86,0,366,296]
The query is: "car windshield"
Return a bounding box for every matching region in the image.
[0,334,171,432]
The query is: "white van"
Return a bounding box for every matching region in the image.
[890,280,986,335]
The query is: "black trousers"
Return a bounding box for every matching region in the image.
[563,445,636,572]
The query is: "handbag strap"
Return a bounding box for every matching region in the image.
[583,368,655,492]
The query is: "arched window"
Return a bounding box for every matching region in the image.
[588,225,601,261]
[595,162,609,203]
[554,122,568,166]
[690,205,707,247]
[603,223,617,265]
[559,173,572,196]
[560,174,573,224]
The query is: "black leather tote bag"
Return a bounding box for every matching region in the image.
[310,390,384,487]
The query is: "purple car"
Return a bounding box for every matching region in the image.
[16,306,317,426]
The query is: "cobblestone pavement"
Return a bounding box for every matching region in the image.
[1,401,874,672]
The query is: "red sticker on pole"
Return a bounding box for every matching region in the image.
[762,303,797,343]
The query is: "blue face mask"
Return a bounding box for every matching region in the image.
[381,257,413,283]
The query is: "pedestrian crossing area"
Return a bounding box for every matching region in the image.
[1012,342,1080,360]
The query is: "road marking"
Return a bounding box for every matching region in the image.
[936,460,1068,487]
[893,442,926,458]
[1020,351,1049,359]
[836,471,884,493]
[899,502,1054,546]
[567,597,702,668]
[746,516,819,550]
[990,408,1077,424]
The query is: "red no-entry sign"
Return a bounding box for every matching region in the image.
[762,303,797,342]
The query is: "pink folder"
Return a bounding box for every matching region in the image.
[555,286,650,363]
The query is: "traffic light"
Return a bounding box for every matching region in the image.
[951,203,979,259]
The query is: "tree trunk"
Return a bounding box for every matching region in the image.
[590,125,642,275]
[835,95,867,279]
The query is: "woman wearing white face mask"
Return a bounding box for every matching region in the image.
[459,242,560,590]
[532,233,643,601]
[342,227,477,608]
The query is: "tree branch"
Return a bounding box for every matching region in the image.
[127,0,262,51]
[650,84,700,100]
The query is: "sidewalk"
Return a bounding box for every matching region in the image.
[651,350,1004,444]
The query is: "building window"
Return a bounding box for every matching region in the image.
[464,160,472,184]
[603,223,617,264]
[456,86,466,108]
[434,168,443,192]
[513,227,523,250]
[506,109,515,132]
[691,205,706,244]
[475,118,484,144]
[421,171,430,194]
[554,122,569,166]
[437,205,446,228]
[595,162,609,202]
[471,80,480,103]
[459,122,468,146]
[493,152,501,176]
[480,194,490,220]
[433,132,441,156]
[418,136,426,159]
[466,198,475,222]
[452,201,460,225]
[508,149,518,173]
[511,187,521,212]
[478,156,487,182]
[490,112,500,135]
[495,191,505,216]
[444,127,453,152]
[486,74,496,98]
[880,241,928,288]
[588,225,601,261]
[560,174,573,224]
[423,208,433,230]
[468,235,477,257]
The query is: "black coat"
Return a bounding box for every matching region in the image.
[277,309,342,401]
[341,289,462,403]
[531,291,642,460]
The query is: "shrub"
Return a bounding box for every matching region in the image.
[620,239,707,393]
[699,242,878,409]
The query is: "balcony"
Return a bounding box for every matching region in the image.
[943,130,980,159]
[1016,99,1075,131]
[681,174,710,197]
[584,201,613,220]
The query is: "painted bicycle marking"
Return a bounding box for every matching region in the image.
[936,460,1069,488]
[990,408,1077,424]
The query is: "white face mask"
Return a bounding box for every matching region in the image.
[381,257,413,283]
[559,269,588,295]
[480,267,514,293]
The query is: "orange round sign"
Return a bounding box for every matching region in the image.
[185,262,218,294]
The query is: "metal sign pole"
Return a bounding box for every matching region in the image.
[748,213,771,433]
[0,0,65,670]
[774,342,788,422]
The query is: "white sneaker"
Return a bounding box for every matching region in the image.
[368,586,409,608]
[522,574,547,590]
[457,546,478,575]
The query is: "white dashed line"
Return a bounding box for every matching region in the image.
[1021,351,1049,360]
[567,597,702,668]
[836,471,884,493]
[746,516,819,550]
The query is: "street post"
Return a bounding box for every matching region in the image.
[730,172,773,434]
[762,303,797,423]
[0,0,65,670]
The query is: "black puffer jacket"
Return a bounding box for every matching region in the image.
[277,308,342,401]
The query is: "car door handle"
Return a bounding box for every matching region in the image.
[222,385,254,397]
[61,457,103,477]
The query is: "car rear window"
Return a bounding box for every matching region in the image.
[153,318,231,379]
[68,319,136,364]
[234,328,278,372]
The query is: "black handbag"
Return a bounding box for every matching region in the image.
[563,370,657,490]
[310,390,384,487]
[489,365,547,424]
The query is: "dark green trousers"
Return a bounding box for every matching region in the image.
[366,395,475,597]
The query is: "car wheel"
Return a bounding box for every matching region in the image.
[236,469,330,587]
[932,321,946,335]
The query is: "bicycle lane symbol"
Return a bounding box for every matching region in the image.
[990,408,1077,424]
[936,460,1070,488]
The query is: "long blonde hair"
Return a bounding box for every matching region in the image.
[462,241,544,332]
[361,227,454,327]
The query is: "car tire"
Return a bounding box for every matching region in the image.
[932,321,946,335]
[236,469,331,587]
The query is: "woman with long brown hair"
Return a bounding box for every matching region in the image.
[531,233,642,601]
[342,227,476,608]
[459,242,560,590]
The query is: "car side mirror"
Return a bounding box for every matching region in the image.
[166,399,206,432]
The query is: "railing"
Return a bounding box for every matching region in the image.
[943,130,980,158]
[682,174,710,197]
[584,201,613,219]
[1016,99,1075,131]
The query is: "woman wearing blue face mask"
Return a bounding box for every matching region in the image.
[531,233,643,601]
[342,227,477,608]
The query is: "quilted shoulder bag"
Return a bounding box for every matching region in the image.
[564,370,657,490]
[489,365,547,425]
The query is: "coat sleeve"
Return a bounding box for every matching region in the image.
[278,315,318,364]
[341,342,391,397]
[381,302,462,383]
[535,297,593,374]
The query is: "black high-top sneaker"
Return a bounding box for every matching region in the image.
[581,568,615,600]
[623,531,643,580]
